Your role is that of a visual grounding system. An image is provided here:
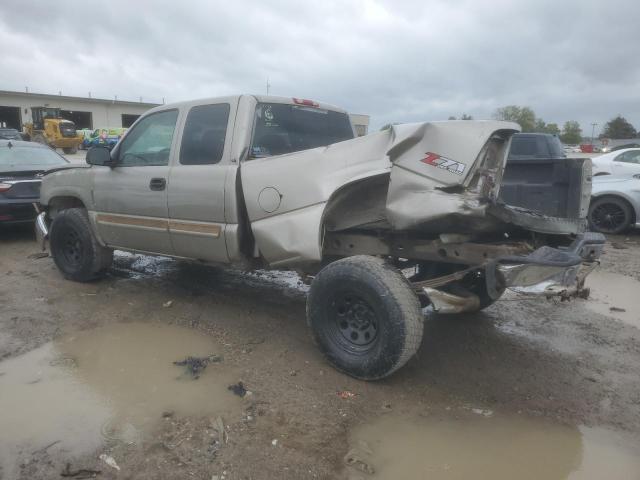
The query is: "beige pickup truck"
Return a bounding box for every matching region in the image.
[37,94,605,379]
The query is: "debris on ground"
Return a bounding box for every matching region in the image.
[228,381,247,397]
[173,355,222,379]
[27,252,49,259]
[60,463,101,478]
[271,439,278,447]
[611,242,628,250]
[471,408,494,417]
[98,453,120,471]
[214,416,227,444]
[344,443,375,475]
[337,390,358,400]
[163,300,174,308]
[31,439,60,454]
[162,410,175,418]
[610,306,627,312]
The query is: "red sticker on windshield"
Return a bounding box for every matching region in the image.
[421,152,466,175]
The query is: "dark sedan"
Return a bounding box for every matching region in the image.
[0,140,69,224]
[0,128,24,140]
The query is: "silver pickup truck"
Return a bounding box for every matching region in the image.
[37,94,605,379]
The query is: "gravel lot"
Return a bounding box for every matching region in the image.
[1,221,640,479]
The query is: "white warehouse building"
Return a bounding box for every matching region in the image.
[0,89,369,136]
[0,90,158,131]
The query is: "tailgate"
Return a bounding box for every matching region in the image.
[497,157,592,234]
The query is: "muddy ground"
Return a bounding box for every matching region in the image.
[1,225,640,479]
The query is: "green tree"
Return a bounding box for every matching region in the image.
[461,113,473,120]
[534,119,547,133]
[560,121,582,144]
[603,115,637,139]
[448,116,457,120]
[493,106,536,132]
[545,123,561,135]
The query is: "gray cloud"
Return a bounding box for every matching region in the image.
[1,0,639,134]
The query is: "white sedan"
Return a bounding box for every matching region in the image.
[592,148,640,176]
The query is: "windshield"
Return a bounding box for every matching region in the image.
[0,146,68,172]
[250,103,354,158]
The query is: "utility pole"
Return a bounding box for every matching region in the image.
[266,77,271,95]
[591,123,598,145]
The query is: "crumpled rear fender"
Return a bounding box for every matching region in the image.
[385,121,519,231]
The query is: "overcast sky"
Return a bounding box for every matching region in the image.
[1,0,639,134]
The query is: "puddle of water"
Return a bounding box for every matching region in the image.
[347,411,640,479]
[0,343,109,479]
[0,322,240,477]
[584,270,640,328]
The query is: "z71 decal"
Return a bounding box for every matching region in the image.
[420,152,466,175]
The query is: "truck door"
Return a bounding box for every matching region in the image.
[92,109,179,254]
[167,101,236,262]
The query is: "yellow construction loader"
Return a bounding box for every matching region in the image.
[23,107,83,154]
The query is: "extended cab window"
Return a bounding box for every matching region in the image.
[250,103,354,158]
[180,104,230,165]
[118,109,178,167]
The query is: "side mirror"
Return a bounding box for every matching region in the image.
[86,146,114,167]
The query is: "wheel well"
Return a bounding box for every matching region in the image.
[591,194,636,224]
[48,196,86,219]
[321,174,389,232]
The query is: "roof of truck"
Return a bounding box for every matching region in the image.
[151,94,349,115]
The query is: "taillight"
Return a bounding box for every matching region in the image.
[292,98,319,107]
[0,183,13,193]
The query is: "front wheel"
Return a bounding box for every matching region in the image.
[49,208,113,282]
[307,256,424,380]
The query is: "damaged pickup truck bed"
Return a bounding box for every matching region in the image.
[36,94,605,379]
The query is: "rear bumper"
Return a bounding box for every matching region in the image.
[0,199,39,223]
[422,232,606,313]
[497,232,605,288]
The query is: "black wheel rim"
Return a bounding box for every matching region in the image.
[329,292,379,350]
[591,203,627,233]
[61,228,84,266]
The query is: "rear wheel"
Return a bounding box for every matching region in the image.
[588,196,633,234]
[50,208,113,282]
[307,255,423,380]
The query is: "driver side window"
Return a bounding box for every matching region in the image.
[118,109,178,167]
